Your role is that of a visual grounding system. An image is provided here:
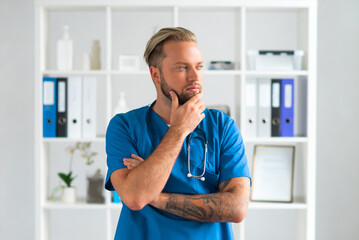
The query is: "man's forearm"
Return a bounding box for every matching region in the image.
[120,127,187,208]
[150,191,246,223]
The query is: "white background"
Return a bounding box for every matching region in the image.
[0,0,358,239]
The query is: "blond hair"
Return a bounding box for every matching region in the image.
[144,27,197,68]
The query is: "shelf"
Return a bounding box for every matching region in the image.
[43,137,105,143]
[41,70,308,77]
[44,198,107,210]
[244,137,307,143]
[244,70,308,76]
[249,199,307,210]
[111,70,148,75]
[42,70,108,76]
[204,70,242,75]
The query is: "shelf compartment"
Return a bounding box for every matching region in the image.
[111,8,173,71]
[178,8,242,70]
[45,8,107,71]
[245,8,309,71]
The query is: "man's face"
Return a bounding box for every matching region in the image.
[159,40,203,105]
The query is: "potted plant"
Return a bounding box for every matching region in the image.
[58,171,76,203]
[51,142,99,204]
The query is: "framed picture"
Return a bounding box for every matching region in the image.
[250,145,295,203]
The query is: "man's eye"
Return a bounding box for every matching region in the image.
[177,66,187,70]
[197,65,204,70]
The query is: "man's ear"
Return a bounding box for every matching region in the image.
[150,66,161,84]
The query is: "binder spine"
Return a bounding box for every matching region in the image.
[43,77,57,138]
[271,79,281,137]
[257,78,271,138]
[280,79,294,137]
[57,78,68,137]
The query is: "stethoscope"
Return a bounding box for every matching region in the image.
[146,101,207,181]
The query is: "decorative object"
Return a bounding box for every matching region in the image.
[57,25,73,71]
[119,55,140,71]
[58,171,77,203]
[51,142,98,203]
[90,40,101,70]
[86,169,105,203]
[81,53,91,70]
[113,91,128,116]
[250,145,295,203]
[208,61,235,70]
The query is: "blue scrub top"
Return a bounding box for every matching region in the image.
[105,103,251,240]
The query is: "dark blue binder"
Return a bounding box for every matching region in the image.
[271,79,281,137]
[280,78,294,137]
[43,77,57,138]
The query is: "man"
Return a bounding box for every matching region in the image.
[105,27,251,240]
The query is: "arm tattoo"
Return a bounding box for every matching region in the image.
[165,194,223,221]
[161,178,250,222]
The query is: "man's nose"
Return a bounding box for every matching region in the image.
[187,66,201,82]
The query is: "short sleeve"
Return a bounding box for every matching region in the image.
[105,114,139,191]
[219,118,251,185]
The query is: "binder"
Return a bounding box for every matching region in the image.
[281,78,294,137]
[245,79,258,137]
[82,77,97,138]
[257,78,271,138]
[57,78,68,137]
[68,76,82,138]
[43,77,57,138]
[271,79,281,137]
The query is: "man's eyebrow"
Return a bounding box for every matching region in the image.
[173,61,203,65]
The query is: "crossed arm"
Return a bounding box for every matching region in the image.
[110,92,250,223]
[149,177,250,223]
[122,154,250,223]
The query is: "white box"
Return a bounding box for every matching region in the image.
[248,50,304,71]
[119,55,140,71]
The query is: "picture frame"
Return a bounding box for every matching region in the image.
[250,145,295,203]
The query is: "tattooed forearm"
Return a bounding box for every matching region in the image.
[164,192,235,222]
[151,177,250,223]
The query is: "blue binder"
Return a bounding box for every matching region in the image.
[280,78,294,137]
[43,77,57,137]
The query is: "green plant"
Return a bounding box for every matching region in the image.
[58,171,76,187]
[51,142,98,199]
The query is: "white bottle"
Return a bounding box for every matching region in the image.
[113,92,128,116]
[57,25,73,71]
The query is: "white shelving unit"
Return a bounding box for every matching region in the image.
[34,1,317,240]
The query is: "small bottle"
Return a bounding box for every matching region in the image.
[81,53,90,70]
[57,25,73,71]
[113,92,128,116]
[90,40,101,70]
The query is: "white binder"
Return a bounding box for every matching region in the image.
[82,77,97,138]
[257,78,271,138]
[68,76,82,138]
[245,79,257,138]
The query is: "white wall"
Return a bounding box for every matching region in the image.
[316,0,359,239]
[0,0,35,239]
[0,0,358,239]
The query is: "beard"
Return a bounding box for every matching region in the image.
[160,75,202,106]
